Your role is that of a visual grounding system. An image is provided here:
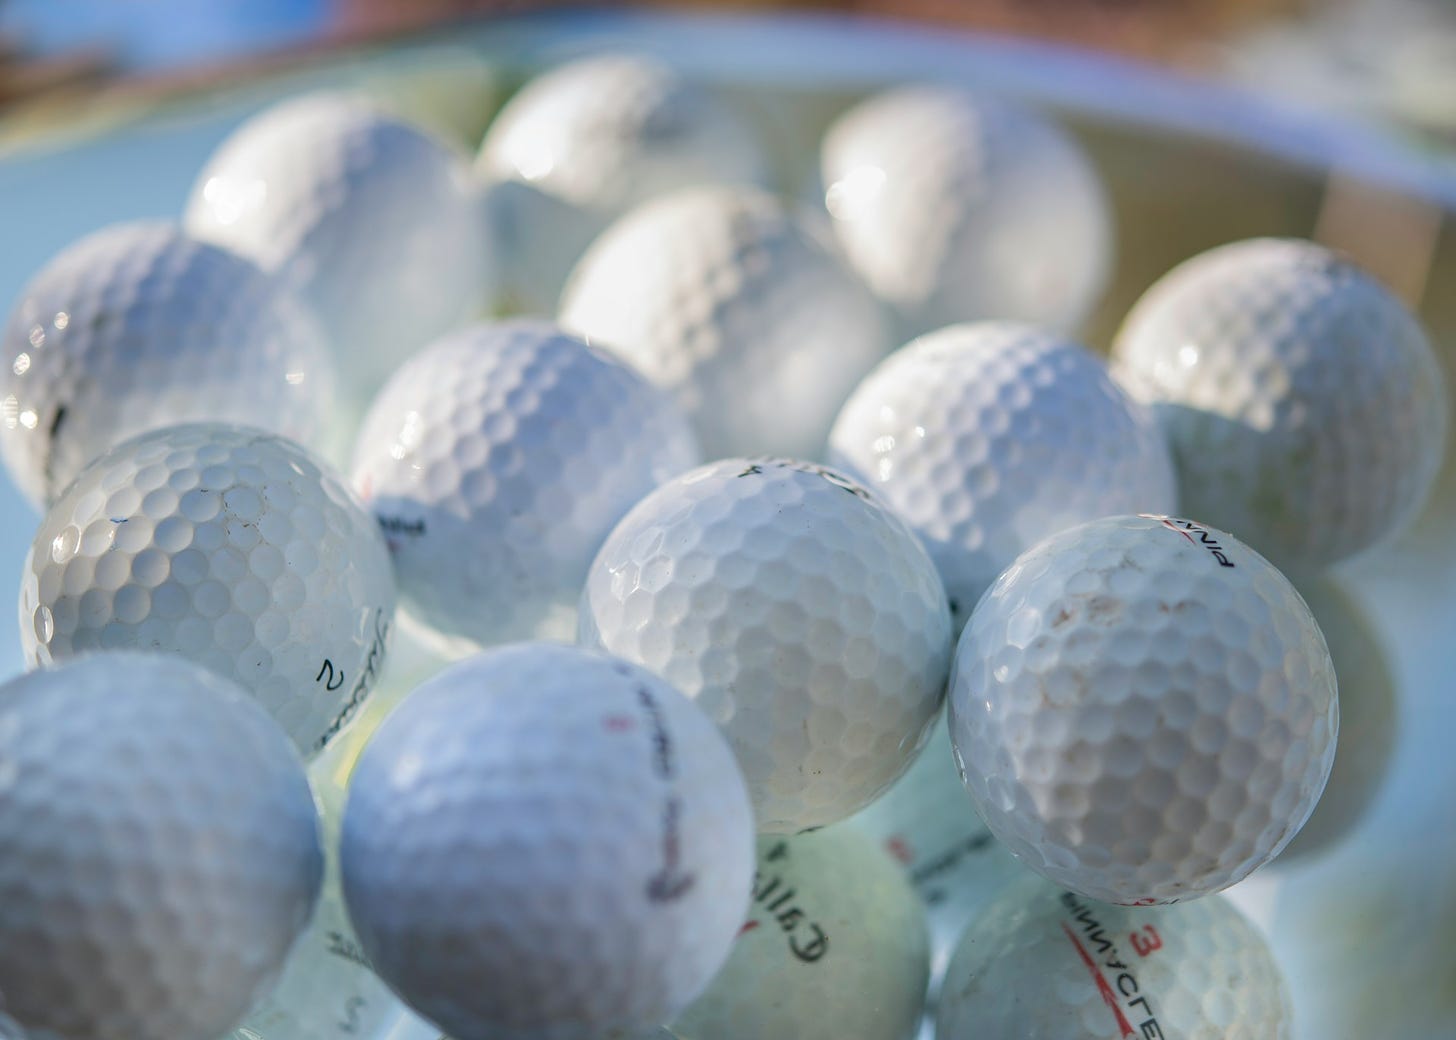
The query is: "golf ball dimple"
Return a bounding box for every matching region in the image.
[20,422,397,758]
[351,319,700,655]
[340,643,755,1040]
[559,184,891,460]
[184,92,487,413]
[479,54,768,315]
[820,85,1113,337]
[948,513,1338,905]
[671,826,930,1040]
[579,456,952,834]
[936,878,1292,1039]
[0,221,334,510]
[828,322,1177,629]
[1112,237,1449,570]
[0,653,323,1040]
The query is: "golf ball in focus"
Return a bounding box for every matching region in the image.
[20,422,396,758]
[580,456,952,833]
[948,513,1337,905]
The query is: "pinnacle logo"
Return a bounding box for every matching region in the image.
[1139,515,1236,569]
[1058,891,1166,1038]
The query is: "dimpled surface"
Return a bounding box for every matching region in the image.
[20,423,396,758]
[847,710,1029,999]
[1112,237,1449,570]
[672,826,929,1040]
[580,457,952,833]
[559,185,891,459]
[821,86,1112,337]
[340,643,754,1040]
[937,878,1291,1039]
[949,514,1337,905]
[828,323,1177,630]
[480,54,767,315]
[184,93,487,410]
[351,320,699,655]
[0,222,333,510]
[0,653,323,1040]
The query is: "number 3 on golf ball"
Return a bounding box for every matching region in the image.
[948,514,1338,905]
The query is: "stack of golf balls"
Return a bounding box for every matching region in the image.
[0,42,1446,1040]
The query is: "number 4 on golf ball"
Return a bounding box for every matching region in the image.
[948,514,1338,906]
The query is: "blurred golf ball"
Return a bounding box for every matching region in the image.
[0,221,333,510]
[829,322,1176,630]
[559,185,890,459]
[185,93,487,418]
[340,643,755,1040]
[821,86,1113,338]
[0,653,322,1040]
[937,878,1292,1038]
[351,320,699,656]
[672,826,929,1040]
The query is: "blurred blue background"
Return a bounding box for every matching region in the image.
[0,0,326,70]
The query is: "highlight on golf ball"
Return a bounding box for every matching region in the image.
[948,513,1339,905]
[0,20,1446,1040]
[579,455,953,834]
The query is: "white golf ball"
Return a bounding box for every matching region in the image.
[847,710,1029,998]
[559,185,891,459]
[579,456,952,833]
[828,322,1177,629]
[20,422,397,758]
[1112,237,1449,570]
[351,320,699,655]
[339,643,755,1040]
[0,653,323,1040]
[479,53,769,315]
[821,86,1113,337]
[671,826,930,1040]
[482,54,767,217]
[0,221,333,510]
[936,879,1292,1039]
[948,514,1338,905]
[184,93,487,412]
